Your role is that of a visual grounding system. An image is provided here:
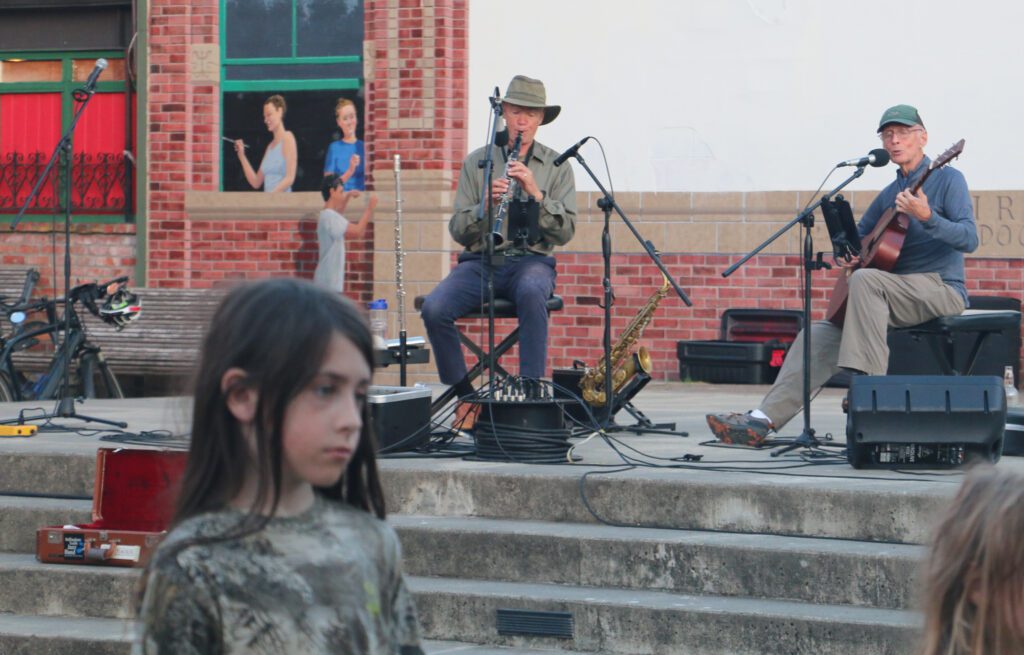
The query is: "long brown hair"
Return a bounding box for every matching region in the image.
[176,277,384,530]
[919,465,1024,655]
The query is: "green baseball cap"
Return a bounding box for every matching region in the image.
[877,104,925,132]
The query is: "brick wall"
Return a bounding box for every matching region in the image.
[0,223,136,297]
[445,252,1024,384]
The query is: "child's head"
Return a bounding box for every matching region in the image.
[177,278,385,526]
[334,97,358,137]
[919,465,1024,655]
[321,173,344,202]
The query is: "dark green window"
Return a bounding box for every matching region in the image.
[220,0,365,192]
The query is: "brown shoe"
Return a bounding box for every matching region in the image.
[454,401,481,432]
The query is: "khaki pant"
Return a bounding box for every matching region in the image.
[760,269,965,430]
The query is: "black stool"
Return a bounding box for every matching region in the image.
[897,310,1021,375]
[414,294,564,412]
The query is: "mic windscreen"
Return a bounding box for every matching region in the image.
[869,148,891,167]
[495,128,509,148]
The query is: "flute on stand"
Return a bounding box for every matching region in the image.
[393,153,409,385]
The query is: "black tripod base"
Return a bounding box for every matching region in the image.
[770,428,820,457]
[37,397,128,429]
[605,401,687,436]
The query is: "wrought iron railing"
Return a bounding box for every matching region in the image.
[0,151,132,218]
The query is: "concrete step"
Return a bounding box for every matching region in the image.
[393,515,924,609]
[0,554,137,620]
[382,463,955,544]
[0,453,95,498]
[0,453,956,544]
[0,614,597,655]
[0,495,93,553]
[0,550,921,654]
[0,614,131,655]
[409,576,919,655]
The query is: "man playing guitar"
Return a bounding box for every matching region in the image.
[707,104,978,445]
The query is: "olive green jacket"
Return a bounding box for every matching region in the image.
[449,140,577,256]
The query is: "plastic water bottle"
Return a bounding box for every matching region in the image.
[368,299,388,347]
[1004,365,1019,406]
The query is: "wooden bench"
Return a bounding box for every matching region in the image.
[0,267,39,305]
[7,284,225,381]
[80,287,226,377]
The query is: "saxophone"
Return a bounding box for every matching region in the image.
[579,275,670,407]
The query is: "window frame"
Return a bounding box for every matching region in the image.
[0,49,133,224]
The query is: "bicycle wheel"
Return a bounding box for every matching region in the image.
[78,353,125,399]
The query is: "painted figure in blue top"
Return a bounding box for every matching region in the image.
[707,104,979,445]
[235,94,298,192]
[324,98,366,192]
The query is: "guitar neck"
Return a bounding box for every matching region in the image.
[910,164,936,195]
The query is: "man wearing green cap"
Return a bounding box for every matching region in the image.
[707,104,978,445]
[421,75,577,429]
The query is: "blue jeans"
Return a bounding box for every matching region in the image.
[420,253,557,384]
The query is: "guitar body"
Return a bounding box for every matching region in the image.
[826,209,910,325]
[824,139,965,327]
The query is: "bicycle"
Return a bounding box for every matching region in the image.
[0,275,139,402]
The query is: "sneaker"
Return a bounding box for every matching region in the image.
[706,412,772,446]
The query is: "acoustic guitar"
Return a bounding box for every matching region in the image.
[825,139,965,326]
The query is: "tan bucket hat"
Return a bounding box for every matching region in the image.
[500,75,561,125]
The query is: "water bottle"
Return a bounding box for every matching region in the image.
[1004,365,1019,406]
[368,299,388,347]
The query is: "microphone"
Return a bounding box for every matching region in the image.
[837,148,890,168]
[553,136,591,167]
[82,58,108,94]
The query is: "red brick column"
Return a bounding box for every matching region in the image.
[146,0,220,288]
[365,0,468,179]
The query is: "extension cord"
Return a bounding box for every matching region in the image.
[0,425,37,437]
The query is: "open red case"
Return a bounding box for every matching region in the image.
[36,447,187,567]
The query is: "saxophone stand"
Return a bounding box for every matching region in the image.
[7,61,128,430]
[563,147,692,436]
[722,166,866,457]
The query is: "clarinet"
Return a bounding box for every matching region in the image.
[491,131,522,246]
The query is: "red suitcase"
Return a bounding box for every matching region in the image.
[36,447,187,567]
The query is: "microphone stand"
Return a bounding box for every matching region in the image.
[478,89,505,395]
[722,166,865,456]
[9,82,127,429]
[563,149,692,434]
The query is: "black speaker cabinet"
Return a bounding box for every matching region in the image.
[845,375,1006,468]
[369,385,432,453]
[553,368,591,424]
[1006,406,1024,456]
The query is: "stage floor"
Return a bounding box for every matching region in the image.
[1,381,1020,483]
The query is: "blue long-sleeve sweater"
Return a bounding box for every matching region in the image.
[858,156,978,305]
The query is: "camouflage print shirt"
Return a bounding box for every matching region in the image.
[134,495,423,654]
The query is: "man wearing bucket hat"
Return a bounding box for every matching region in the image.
[420,75,577,429]
[707,104,978,445]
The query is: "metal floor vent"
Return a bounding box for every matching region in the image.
[495,608,574,639]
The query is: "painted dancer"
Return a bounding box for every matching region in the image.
[323,97,367,192]
[420,75,577,431]
[235,94,298,193]
[135,279,423,654]
[314,173,378,295]
[707,105,977,445]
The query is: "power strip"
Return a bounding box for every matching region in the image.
[0,425,37,437]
